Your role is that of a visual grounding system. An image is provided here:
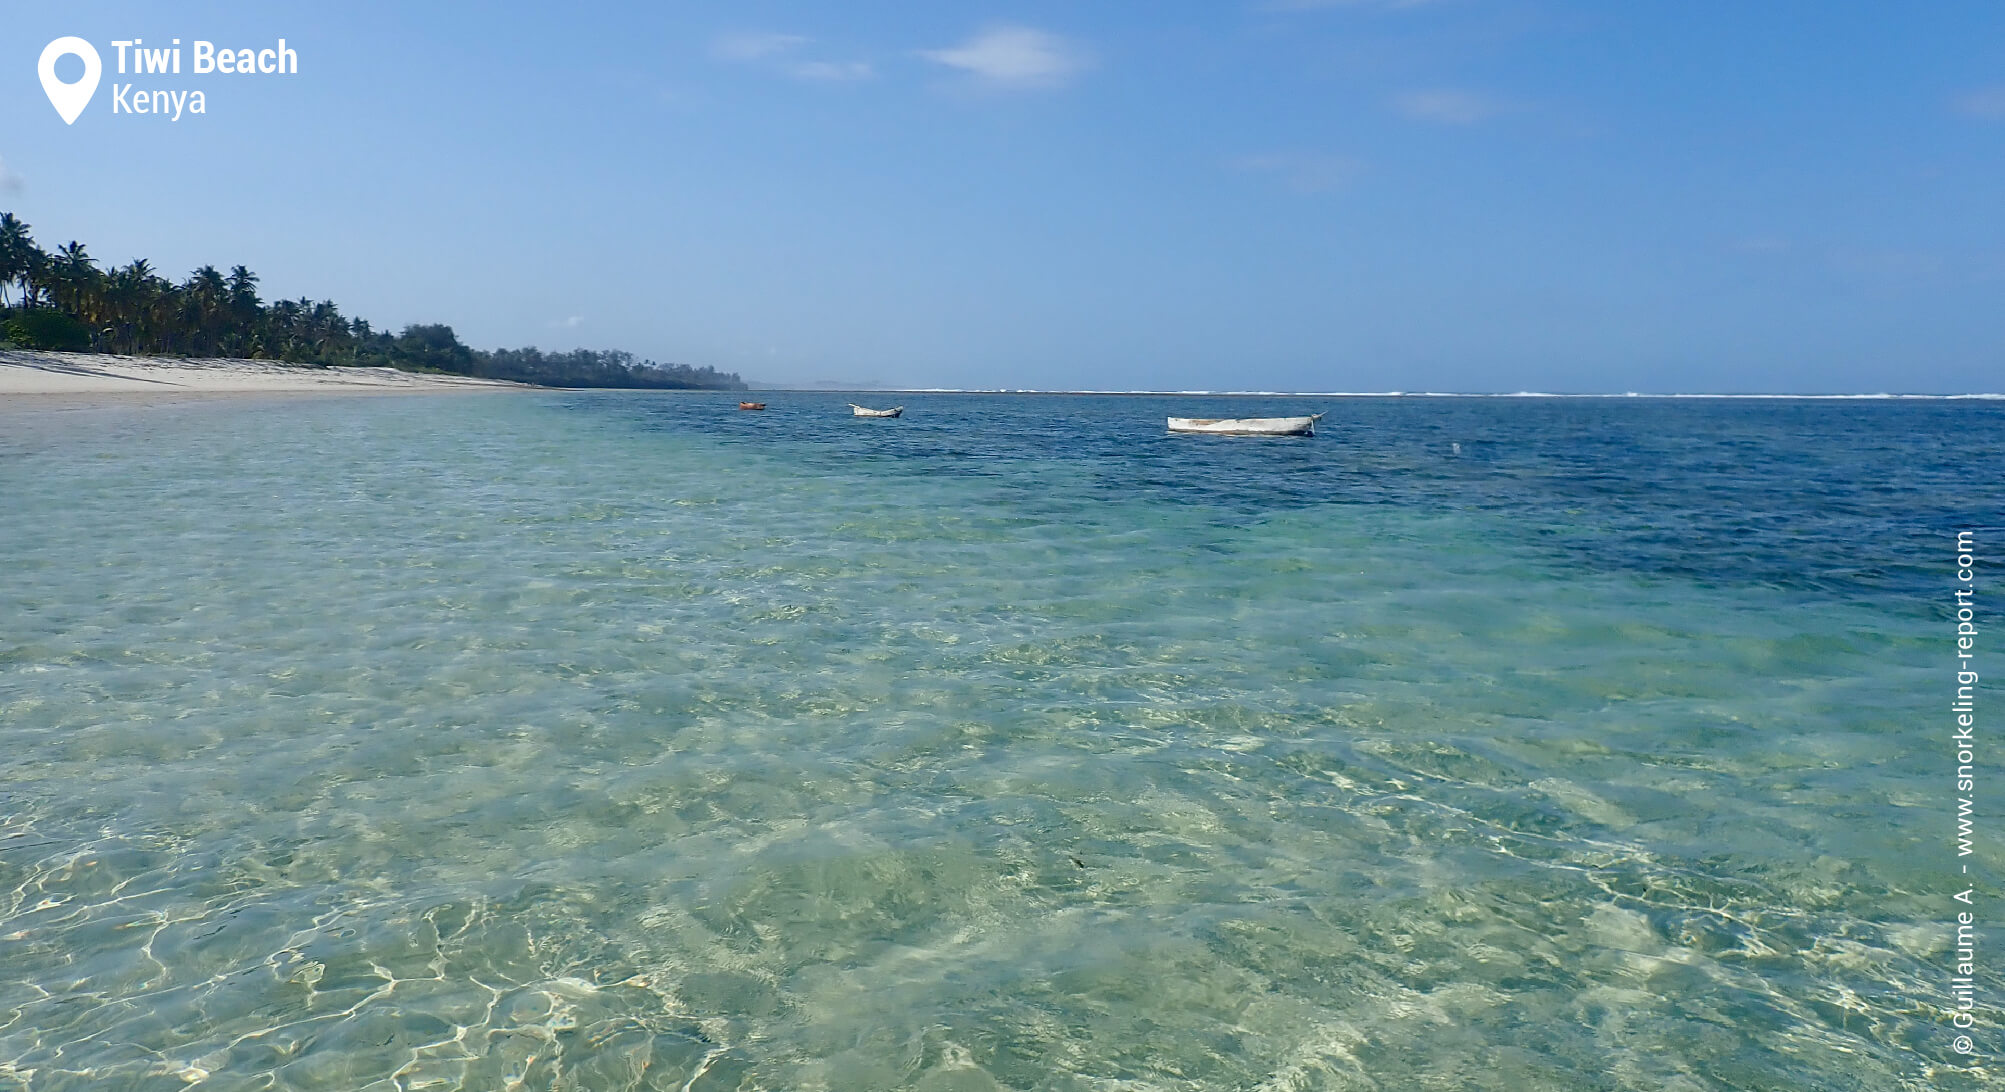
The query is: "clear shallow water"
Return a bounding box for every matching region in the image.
[0,390,1999,1090]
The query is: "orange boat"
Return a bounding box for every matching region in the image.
[739,402,767,411]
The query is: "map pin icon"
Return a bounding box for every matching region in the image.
[39,37,102,125]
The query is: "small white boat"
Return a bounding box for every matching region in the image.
[1167,414,1321,436]
[850,404,904,418]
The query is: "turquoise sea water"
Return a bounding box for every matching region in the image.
[1,390,2000,1091]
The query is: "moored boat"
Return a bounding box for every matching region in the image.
[739,402,767,410]
[850,404,903,418]
[1167,414,1321,436]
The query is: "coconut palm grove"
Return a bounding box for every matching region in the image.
[0,213,745,390]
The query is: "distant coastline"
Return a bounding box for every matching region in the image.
[0,212,745,391]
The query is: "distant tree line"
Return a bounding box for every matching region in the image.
[0,212,745,390]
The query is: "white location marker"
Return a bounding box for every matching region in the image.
[39,37,102,126]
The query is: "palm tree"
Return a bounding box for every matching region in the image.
[22,247,49,309]
[47,242,103,329]
[103,260,161,352]
[0,216,52,310]
[148,280,184,354]
[225,267,268,355]
[0,212,36,308]
[183,265,228,355]
[226,265,260,315]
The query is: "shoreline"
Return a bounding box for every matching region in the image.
[0,350,538,397]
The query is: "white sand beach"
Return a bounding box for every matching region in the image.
[0,351,533,396]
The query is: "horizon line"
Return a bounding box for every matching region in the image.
[741,388,2005,400]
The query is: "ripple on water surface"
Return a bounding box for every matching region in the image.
[0,392,1999,1090]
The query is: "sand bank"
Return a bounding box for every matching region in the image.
[0,350,533,396]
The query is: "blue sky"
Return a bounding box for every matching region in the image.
[6,1,2002,392]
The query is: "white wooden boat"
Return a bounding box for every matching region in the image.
[850,404,904,418]
[1167,414,1321,436]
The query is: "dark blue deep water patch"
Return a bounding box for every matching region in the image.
[591,391,2005,604]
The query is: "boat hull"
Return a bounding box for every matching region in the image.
[850,405,903,418]
[1167,415,1320,436]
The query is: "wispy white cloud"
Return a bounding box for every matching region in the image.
[919,26,1090,91]
[549,315,584,330]
[711,32,874,83]
[710,32,808,63]
[1261,0,1446,10]
[1394,88,1508,124]
[1954,84,2005,120]
[787,60,874,83]
[1232,152,1362,193]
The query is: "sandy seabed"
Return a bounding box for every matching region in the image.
[0,350,532,399]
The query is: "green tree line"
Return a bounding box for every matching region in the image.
[0,212,745,390]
